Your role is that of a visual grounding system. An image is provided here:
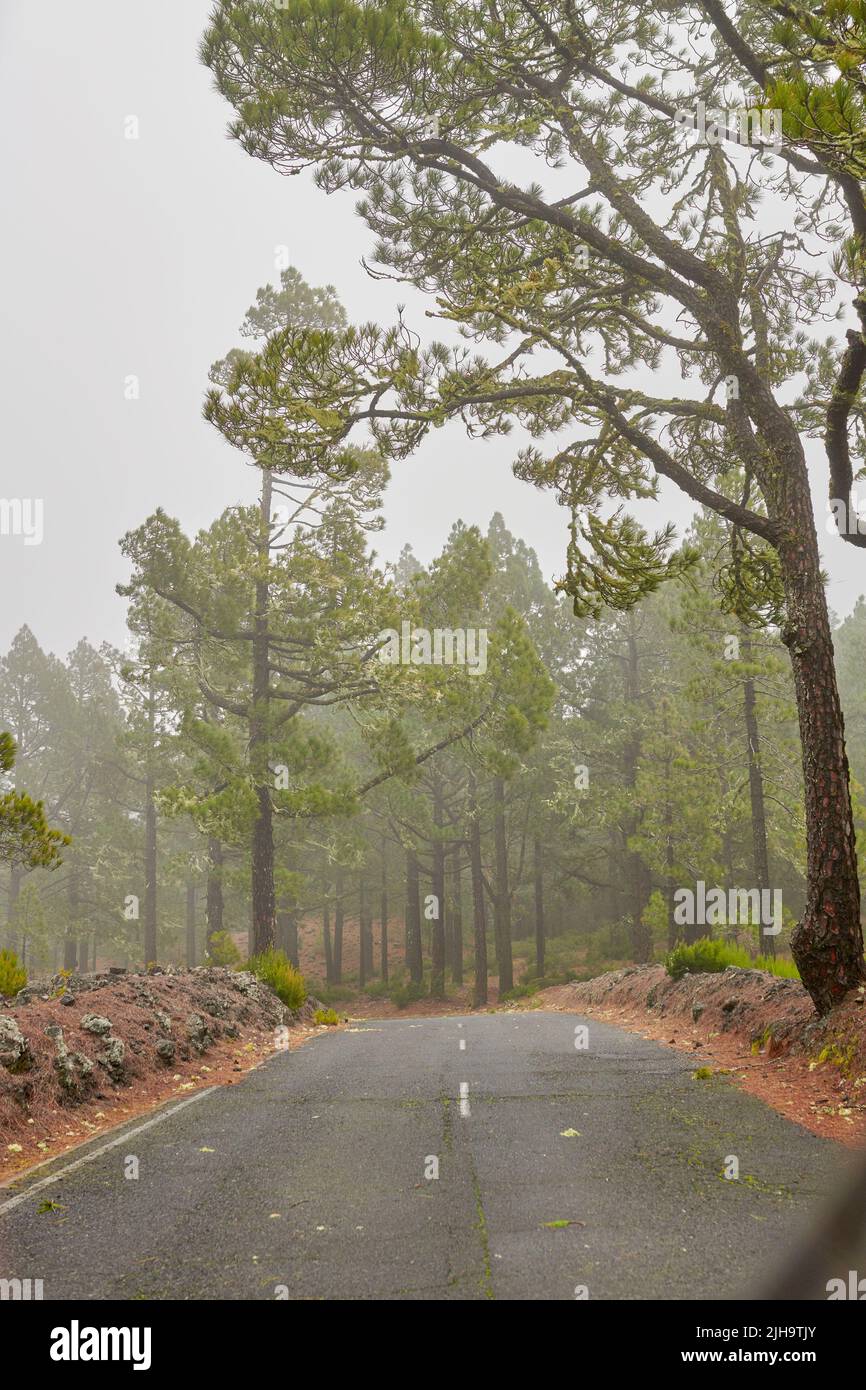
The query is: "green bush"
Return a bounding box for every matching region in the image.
[313,1007,340,1026]
[246,948,307,1009]
[360,979,392,999]
[501,983,536,1002]
[0,949,26,997]
[389,980,427,1009]
[205,930,242,968]
[665,937,799,982]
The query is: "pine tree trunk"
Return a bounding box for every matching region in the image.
[623,627,652,961]
[358,877,367,990]
[143,771,158,967]
[534,834,545,977]
[186,882,196,968]
[776,485,865,1012]
[493,776,513,994]
[65,866,79,972]
[333,868,344,984]
[430,783,446,998]
[449,844,463,985]
[206,837,224,947]
[468,777,488,1007]
[380,852,389,984]
[665,801,678,952]
[405,850,423,983]
[250,469,275,955]
[741,631,774,956]
[323,897,333,984]
[6,866,21,954]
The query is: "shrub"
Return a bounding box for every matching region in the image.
[205,930,242,968]
[665,937,799,982]
[246,948,306,1009]
[389,980,427,1009]
[360,979,392,999]
[501,983,536,1002]
[0,949,26,997]
[313,1007,340,1026]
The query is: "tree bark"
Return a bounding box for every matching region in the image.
[534,833,545,977]
[323,896,333,984]
[141,670,158,968]
[430,782,446,998]
[250,469,276,954]
[333,868,344,984]
[64,866,78,972]
[6,866,21,954]
[623,625,652,961]
[206,836,224,947]
[741,630,774,956]
[405,850,423,984]
[380,852,389,984]
[468,777,488,1007]
[186,882,196,968]
[358,877,367,990]
[776,480,866,1012]
[449,843,463,985]
[493,776,514,994]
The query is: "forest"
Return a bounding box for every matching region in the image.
[5,424,866,1015]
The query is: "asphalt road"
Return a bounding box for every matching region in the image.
[0,1012,848,1300]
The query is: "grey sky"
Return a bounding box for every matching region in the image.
[1,0,863,662]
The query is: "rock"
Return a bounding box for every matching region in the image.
[721,997,739,1013]
[80,1014,112,1037]
[156,1039,175,1063]
[153,1011,172,1032]
[99,1037,126,1081]
[0,1016,32,1073]
[61,993,76,1007]
[185,1013,213,1053]
[72,1052,95,1080]
[51,1029,95,1099]
[692,1003,705,1023]
[109,966,126,976]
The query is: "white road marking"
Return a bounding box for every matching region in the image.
[459,1039,466,1051]
[459,1081,471,1117]
[0,1087,219,1216]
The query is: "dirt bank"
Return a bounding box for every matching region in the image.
[0,966,324,1181]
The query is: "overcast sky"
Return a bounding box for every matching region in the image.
[2,0,864,662]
